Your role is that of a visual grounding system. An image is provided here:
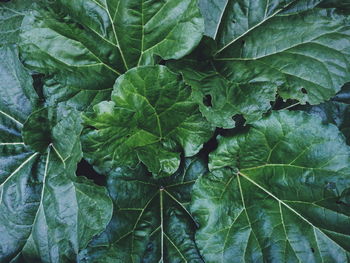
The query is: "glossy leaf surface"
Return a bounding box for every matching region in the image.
[82,65,214,177]
[300,84,350,144]
[191,111,350,262]
[0,0,36,45]
[182,1,350,127]
[0,48,113,263]
[169,58,275,128]
[79,157,206,263]
[20,0,204,90]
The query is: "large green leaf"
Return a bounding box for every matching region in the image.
[0,46,35,127]
[42,78,112,112]
[169,57,276,128]
[78,157,206,263]
[178,1,350,128]
[82,65,214,177]
[198,0,228,39]
[191,111,350,262]
[299,83,350,144]
[0,47,113,263]
[19,0,204,108]
[0,0,37,45]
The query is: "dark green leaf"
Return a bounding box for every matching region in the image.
[182,1,350,127]
[191,111,350,262]
[0,0,37,45]
[78,157,207,263]
[0,46,35,126]
[22,105,84,155]
[169,58,275,128]
[319,0,350,10]
[0,47,113,262]
[82,65,214,177]
[299,83,350,144]
[42,78,112,112]
[19,0,204,108]
[198,0,228,39]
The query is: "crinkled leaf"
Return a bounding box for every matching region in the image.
[0,0,37,45]
[169,58,275,128]
[19,0,204,109]
[214,4,350,104]
[82,65,214,177]
[182,1,350,128]
[78,157,206,263]
[0,48,113,262]
[191,111,350,262]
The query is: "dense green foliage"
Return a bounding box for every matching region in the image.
[1,0,350,262]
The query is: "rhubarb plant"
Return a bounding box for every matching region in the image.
[1,0,350,262]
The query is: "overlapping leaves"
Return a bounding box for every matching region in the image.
[82,65,214,177]
[172,0,350,128]
[2,0,350,262]
[300,83,350,144]
[19,0,204,109]
[79,157,207,263]
[191,111,350,262]
[0,47,112,263]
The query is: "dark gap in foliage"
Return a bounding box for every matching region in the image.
[311,247,315,253]
[219,124,250,138]
[301,88,308,94]
[203,94,212,107]
[77,159,106,186]
[76,23,85,30]
[159,59,166,65]
[0,0,11,2]
[198,128,219,162]
[232,114,246,126]
[333,82,350,103]
[272,97,300,110]
[271,95,284,110]
[32,73,45,102]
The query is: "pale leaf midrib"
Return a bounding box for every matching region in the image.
[214,0,299,55]
[238,171,349,254]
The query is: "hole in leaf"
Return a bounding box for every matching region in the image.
[203,95,212,107]
[301,88,308,94]
[77,159,106,186]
